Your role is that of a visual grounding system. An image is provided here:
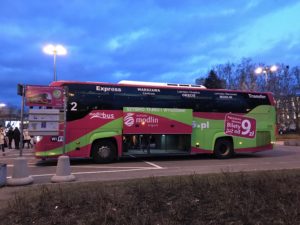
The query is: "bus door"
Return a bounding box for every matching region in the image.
[122,107,193,155]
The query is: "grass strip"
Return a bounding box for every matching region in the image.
[1,169,300,225]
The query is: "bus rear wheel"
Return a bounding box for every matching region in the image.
[92,140,116,163]
[214,138,234,159]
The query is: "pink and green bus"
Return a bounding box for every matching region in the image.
[35,80,276,163]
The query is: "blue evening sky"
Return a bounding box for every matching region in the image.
[1,0,300,106]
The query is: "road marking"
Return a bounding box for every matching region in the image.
[6,166,163,179]
[6,162,164,169]
[71,165,159,169]
[126,155,163,169]
[144,161,163,169]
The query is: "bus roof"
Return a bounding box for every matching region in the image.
[50,80,273,97]
[118,80,206,89]
[51,80,206,89]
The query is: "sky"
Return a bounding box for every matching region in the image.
[1,0,300,106]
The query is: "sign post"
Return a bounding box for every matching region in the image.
[23,84,75,183]
[62,86,68,154]
[7,84,33,186]
[19,84,25,157]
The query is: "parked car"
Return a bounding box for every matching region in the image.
[278,127,286,135]
[288,123,296,132]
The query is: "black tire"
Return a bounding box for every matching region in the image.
[92,140,116,163]
[214,138,234,159]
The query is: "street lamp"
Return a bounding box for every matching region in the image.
[43,44,67,81]
[255,65,278,83]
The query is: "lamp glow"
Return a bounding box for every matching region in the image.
[255,67,263,74]
[255,65,278,87]
[43,44,67,55]
[43,44,67,81]
[270,65,278,72]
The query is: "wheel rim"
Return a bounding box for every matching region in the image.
[98,146,110,158]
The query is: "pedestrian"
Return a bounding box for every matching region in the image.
[6,127,13,149]
[13,127,21,149]
[23,129,33,148]
[0,128,5,156]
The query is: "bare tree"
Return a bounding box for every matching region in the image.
[195,58,300,132]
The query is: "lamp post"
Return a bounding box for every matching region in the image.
[255,65,278,90]
[43,44,67,81]
[255,65,277,83]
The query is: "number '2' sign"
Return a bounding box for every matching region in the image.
[224,114,256,139]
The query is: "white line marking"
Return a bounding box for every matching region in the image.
[6,160,164,169]
[6,153,34,156]
[72,167,160,175]
[71,165,157,169]
[125,155,163,169]
[144,161,163,169]
[6,167,162,178]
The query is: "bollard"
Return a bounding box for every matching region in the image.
[51,155,76,183]
[0,163,7,187]
[7,158,33,186]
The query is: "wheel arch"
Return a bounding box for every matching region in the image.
[89,132,120,158]
[213,136,234,159]
[90,138,118,163]
[212,132,234,150]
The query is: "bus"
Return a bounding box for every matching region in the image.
[34,80,276,163]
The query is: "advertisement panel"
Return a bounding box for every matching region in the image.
[224,114,256,139]
[25,86,64,107]
[123,107,192,134]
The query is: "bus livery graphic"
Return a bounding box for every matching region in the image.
[34,80,276,162]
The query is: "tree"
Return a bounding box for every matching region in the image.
[204,70,224,89]
[214,62,236,89]
[236,58,257,91]
[211,58,258,91]
[195,58,300,132]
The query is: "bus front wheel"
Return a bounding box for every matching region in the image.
[214,138,234,159]
[92,140,116,163]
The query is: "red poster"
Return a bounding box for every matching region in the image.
[224,114,256,139]
[25,86,64,107]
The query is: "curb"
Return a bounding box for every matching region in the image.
[283,140,300,146]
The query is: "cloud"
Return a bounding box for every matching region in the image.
[112,71,131,80]
[0,24,25,38]
[244,0,261,11]
[228,1,300,59]
[107,28,151,51]
[1,0,300,106]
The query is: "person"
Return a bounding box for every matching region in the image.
[141,134,150,153]
[13,127,21,149]
[23,129,33,148]
[0,128,5,155]
[6,127,13,149]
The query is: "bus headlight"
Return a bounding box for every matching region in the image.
[36,136,43,143]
